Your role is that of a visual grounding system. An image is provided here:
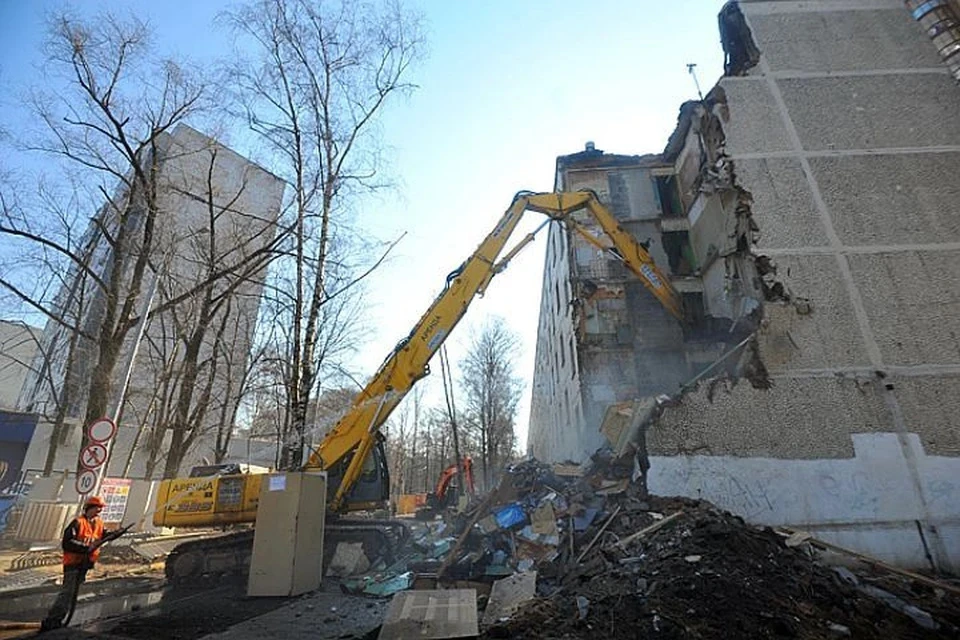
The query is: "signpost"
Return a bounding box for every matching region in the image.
[76,416,117,497]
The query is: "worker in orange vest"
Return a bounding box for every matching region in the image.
[40,496,127,631]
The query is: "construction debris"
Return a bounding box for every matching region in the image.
[481,571,536,627]
[370,454,960,639]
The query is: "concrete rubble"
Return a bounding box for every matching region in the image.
[353,453,960,639]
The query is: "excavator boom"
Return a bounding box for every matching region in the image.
[154,190,681,525]
[310,190,682,511]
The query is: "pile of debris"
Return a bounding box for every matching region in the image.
[402,453,959,639]
[330,453,959,637]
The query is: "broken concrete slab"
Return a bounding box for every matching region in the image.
[378,589,477,640]
[599,398,658,457]
[326,542,370,578]
[481,571,537,627]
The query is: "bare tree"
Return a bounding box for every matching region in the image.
[223,0,425,468]
[153,145,282,478]
[0,13,209,475]
[460,318,524,489]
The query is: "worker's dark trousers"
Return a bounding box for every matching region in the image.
[41,565,87,630]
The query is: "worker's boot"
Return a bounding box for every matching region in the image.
[39,616,64,632]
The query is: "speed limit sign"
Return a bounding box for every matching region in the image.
[75,469,98,495]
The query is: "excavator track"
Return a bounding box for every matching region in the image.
[164,519,411,584]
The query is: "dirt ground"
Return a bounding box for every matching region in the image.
[0,546,387,640]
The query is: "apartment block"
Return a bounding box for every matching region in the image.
[529,0,960,570]
[17,124,285,477]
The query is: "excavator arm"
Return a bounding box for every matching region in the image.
[311,190,682,511]
[434,456,475,501]
[153,190,683,583]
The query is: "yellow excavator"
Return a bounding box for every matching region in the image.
[153,190,683,581]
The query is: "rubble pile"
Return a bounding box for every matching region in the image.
[329,454,959,637]
[432,455,959,639]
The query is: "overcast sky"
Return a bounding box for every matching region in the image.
[0,0,728,451]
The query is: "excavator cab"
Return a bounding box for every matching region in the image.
[322,434,391,512]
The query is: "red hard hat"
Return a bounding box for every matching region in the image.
[84,496,106,508]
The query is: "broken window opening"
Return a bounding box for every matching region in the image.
[661,231,697,276]
[654,175,684,218]
[719,1,761,76]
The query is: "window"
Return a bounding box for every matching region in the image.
[662,231,696,276]
[654,175,683,218]
[570,337,576,378]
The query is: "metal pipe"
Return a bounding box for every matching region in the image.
[906,0,960,81]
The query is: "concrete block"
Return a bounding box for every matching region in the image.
[648,431,960,570]
[848,251,960,365]
[649,375,893,458]
[247,472,326,597]
[891,376,960,456]
[735,157,828,249]
[720,78,793,155]
[812,524,933,569]
[759,254,872,369]
[810,153,960,246]
[779,74,960,151]
[607,169,660,219]
[748,10,941,73]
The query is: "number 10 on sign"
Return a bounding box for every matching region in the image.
[75,469,98,495]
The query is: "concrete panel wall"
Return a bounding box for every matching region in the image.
[650,432,958,571]
[528,222,585,461]
[757,256,871,370]
[649,376,892,458]
[747,8,941,73]
[810,153,960,246]
[666,0,960,571]
[893,376,960,456]
[849,250,960,366]
[721,80,793,155]
[0,322,39,410]
[778,74,960,151]
[735,158,827,249]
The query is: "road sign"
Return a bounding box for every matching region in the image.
[75,469,98,495]
[80,443,108,470]
[87,417,117,443]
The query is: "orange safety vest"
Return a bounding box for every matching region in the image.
[63,515,104,567]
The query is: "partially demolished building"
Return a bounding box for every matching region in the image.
[529,0,960,571]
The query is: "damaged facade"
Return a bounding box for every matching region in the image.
[529,0,960,571]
